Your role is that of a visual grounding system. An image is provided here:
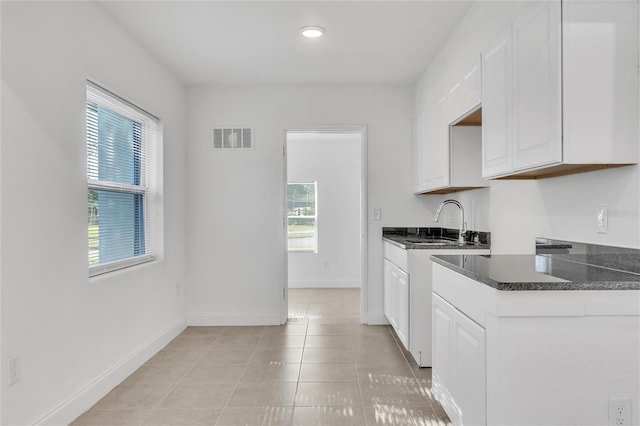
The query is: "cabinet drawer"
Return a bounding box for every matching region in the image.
[383,241,408,271]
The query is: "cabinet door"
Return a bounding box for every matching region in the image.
[432,294,454,411]
[447,81,462,124]
[421,95,450,191]
[384,259,397,328]
[459,60,481,118]
[412,113,423,193]
[512,1,562,171]
[396,267,409,349]
[481,27,513,178]
[453,309,487,426]
[562,0,639,165]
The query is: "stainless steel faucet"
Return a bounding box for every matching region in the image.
[433,199,466,245]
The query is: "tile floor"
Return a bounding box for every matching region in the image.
[72,288,451,425]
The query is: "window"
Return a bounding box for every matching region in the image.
[287,182,318,252]
[87,82,161,276]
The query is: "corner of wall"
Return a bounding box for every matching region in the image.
[34,316,187,426]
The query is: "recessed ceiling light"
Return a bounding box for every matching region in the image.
[300,26,326,38]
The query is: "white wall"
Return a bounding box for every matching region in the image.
[287,132,361,289]
[416,1,640,254]
[186,85,441,325]
[1,3,187,424]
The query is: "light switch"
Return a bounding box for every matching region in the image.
[596,206,608,234]
[373,208,382,221]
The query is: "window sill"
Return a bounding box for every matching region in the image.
[89,254,155,278]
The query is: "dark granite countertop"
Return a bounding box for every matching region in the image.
[382,227,491,250]
[431,254,640,291]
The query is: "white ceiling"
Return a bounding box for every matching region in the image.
[100,1,473,87]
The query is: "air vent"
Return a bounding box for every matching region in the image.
[212,127,254,150]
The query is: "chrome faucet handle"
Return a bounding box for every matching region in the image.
[458,221,468,245]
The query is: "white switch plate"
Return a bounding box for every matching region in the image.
[596,206,608,234]
[373,208,382,221]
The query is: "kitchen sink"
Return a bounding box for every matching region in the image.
[403,239,458,245]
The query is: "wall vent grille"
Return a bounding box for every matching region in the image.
[212,127,254,150]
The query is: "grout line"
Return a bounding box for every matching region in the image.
[111,290,446,425]
[148,326,227,421]
[291,317,309,411]
[387,325,440,415]
[351,320,369,426]
[217,331,262,420]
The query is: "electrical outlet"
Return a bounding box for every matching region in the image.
[609,398,632,426]
[596,206,609,233]
[8,355,20,386]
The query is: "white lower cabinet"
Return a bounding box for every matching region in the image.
[383,258,409,348]
[452,307,486,426]
[395,267,409,347]
[384,241,490,367]
[432,263,640,426]
[432,294,454,403]
[433,293,486,426]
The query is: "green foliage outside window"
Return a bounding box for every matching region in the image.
[287,182,317,251]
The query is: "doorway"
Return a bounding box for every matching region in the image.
[282,127,367,324]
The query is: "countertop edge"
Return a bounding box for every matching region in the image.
[430,255,640,291]
[382,236,491,251]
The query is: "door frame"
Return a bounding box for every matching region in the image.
[281,125,368,324]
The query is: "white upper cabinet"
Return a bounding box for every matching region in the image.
[512,2,562,171]
[412,113,422,193]
[562,0,639,164]
[482,0,638,179]
[460,63,481,117]
[449,62,482,124]
[481,28,513,178]
[419,95,449,192]
[414,59,488,194]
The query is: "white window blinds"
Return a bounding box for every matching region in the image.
[87,82,161,276]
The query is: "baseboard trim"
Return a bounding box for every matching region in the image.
[366,311,389,325]
[188,312,281,326]
[34,316,187,426]
[288,280,361,289]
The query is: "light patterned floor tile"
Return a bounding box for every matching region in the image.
[299,363,357,382]
[240,363,301,383]
[291,406,365,426]
[71,289,452,426]
[94,383,174,410]
[363,405,447,426]
[142,408,222,425]
[71,409,151,425]
[216,407,294,426]
[294,382,361,407]
[181,364,245,383]
[226,382,297,407]
[159,382,236,409]
[304,335,351,348]
[302,347,354,363]
[249,348,304,364]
